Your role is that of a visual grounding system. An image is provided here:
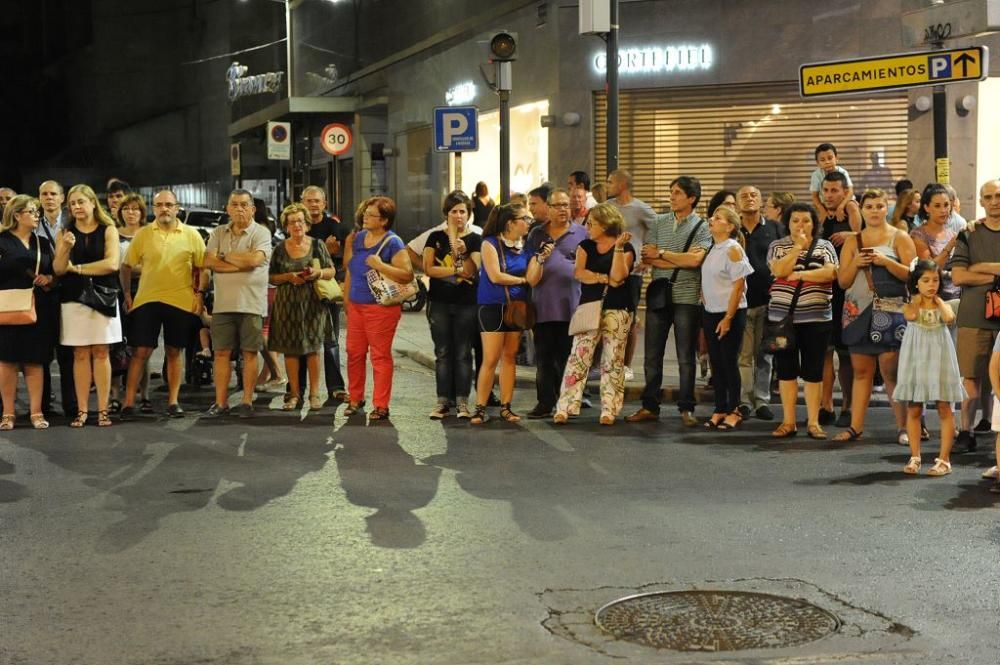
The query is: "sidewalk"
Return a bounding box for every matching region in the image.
[392,309,866,406]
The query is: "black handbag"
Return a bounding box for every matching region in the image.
[645,219,705,310]
[78,278,118,317]
[762,237,820,353]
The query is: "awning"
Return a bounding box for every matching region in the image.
[228,95,385,138]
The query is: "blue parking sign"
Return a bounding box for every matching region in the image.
[434,106,479,152]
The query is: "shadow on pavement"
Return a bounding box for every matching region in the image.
[0,455,29,503]
[334,418,441,549]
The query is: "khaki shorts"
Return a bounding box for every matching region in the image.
[210,312,264,352]
[956,327,997,379]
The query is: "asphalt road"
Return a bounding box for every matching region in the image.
[1,354,998,665]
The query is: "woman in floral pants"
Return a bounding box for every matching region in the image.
[554,203,636,425]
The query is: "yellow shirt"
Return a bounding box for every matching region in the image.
[125,222,206,312]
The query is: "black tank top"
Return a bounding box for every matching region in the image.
[61,225,119,302]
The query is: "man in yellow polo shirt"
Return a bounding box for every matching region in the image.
[119,190,206,418]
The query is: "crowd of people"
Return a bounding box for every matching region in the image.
[2,148,1000,492]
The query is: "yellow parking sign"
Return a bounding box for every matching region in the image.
[800,46,988,97]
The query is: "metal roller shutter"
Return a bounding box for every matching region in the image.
[595,83,909,213]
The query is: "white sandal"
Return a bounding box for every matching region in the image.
[903,456,921,475]
[926,458,952,477]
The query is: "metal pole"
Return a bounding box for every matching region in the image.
[498,60,512,205]
[932,84,949,184]
[606,0,619,172]
[285,1,295,97]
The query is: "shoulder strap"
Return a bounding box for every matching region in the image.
[668,218,705,284]
[787,237,820,314]
[496,238,514,305]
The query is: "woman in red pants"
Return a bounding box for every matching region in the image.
[342,197,414,420]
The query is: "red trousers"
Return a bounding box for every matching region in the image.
[346,303,401,409]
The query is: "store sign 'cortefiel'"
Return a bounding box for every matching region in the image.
[227,62,285,102]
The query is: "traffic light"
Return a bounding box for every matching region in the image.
[489,32,517,62]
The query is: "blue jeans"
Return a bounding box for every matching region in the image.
[427,301,477,402]
[642,303,701,413]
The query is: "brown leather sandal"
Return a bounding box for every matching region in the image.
[69,411,88,428]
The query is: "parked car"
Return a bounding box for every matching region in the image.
[177,207,228,241]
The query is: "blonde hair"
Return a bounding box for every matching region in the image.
[585,202,625,236]
[280,202,310,230]
[1,195,41,232]
[712,205,745,248]
[66,184,115,227]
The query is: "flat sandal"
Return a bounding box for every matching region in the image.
[0,414,14,431]
[30,413,49,430]
[97,410,112,427]
[69,411,88,428]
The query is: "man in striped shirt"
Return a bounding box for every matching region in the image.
[628,176,712,426]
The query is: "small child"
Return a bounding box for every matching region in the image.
[987,331,1000,493]
[810,143,854,219]
[894,259,966,476]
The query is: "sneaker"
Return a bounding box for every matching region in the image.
[680,411,699,428]
[755,405,775,421]
[526,404,552,419]
[955,430,977,454]
[626,407,659,423]
[455,402,472,419]
[429,403,449,420]
[974,418,992,433]
[231,403,254,418]
[737,404,752,419]
[202,403,230,418]
[624,367,635,381]
[165,403,185,418]
[818,408,835,426]
[580,396,592,409]
[835,410,852,428]
[981,465,998,479]
[896,430,909,446]
[119,405,135,422]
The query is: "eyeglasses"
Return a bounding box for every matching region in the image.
[19,209,40,217]
[229,202,253,209]
[514,216,532,222]
[549,203,570,209]
[362,212,384,219]
[121,207,143,214]
[153,202,177,209]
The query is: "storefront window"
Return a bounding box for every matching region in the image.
[457,100,549,200]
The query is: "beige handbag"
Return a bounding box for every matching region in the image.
[0,243,40,325]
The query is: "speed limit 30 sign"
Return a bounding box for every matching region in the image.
[320,123,352,156]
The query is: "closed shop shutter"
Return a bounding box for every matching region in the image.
[594,83,908,213]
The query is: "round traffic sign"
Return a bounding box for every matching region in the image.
[270,124,288,143]
[320,123,352,156]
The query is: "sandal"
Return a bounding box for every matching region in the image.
[927,458,952,477]
[553,411,569,425]
[309,394,323,410]
[343,401,365,416]
[807,424,827,440]
[704,413,726,429]
[139,399,154,414]
[716,412,742,431]
[97,410,112,427]
[368,407,390,421]
[470,404,489,425]
[30,413,49,430]
[771,423,798,438]
[0,414,14,431]
[330,390,349,401]
[69,411,88,428]
[832,427,864,442]
[599,414,615,426]
[282,395,302,411]
[903,456,922,475]
[499,403,521,423]
[108,399,122,414]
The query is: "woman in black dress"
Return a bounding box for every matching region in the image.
[0,195,59,429]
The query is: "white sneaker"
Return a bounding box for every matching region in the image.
[982,465,999,479]
[455,402,472,419]
[624,367,635,381]
[429,403,449,420]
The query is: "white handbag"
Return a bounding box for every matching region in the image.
[567,283,609,336]
[365,233,419,306]
[0,243,40,326]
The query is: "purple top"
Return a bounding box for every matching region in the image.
[526,223,588,323]
[348,230,406,305]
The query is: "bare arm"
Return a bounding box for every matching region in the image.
[423,246,459,279]
[221,250,267,270]
[952,265,995,287]
[68,225,121,276]
[481,241,528,287]
[659,246,706,269]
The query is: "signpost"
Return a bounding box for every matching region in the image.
[267,121,291,160]
[433,107,479,152]
[799,46,988,97]
[320,123,352,156]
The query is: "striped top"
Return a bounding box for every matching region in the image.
[766,237,839,323]
[646,211,712,306]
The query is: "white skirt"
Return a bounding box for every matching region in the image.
[60,301,123,346]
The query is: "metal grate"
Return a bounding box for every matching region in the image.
[595,590,841,652]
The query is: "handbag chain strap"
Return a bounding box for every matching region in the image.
[786,236,820,315]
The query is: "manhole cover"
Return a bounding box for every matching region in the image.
[594,590,841,652]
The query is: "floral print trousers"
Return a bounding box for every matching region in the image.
[555,309,633,418]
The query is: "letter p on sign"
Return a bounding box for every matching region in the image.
[434,106,479,152]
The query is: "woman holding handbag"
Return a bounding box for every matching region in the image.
[766,203,839,439]
[342,196,414,421]
[53,184,121,428]
[700,206,754,431]
[0,196,59,430]
[470,203,543,424]
[553,203,635,425]
[268,203,335,411]
[833,189,916,443]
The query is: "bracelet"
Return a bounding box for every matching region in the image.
[614,249,625,253]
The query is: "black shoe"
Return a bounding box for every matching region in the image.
[955,430,977,454]
[580,397,592,409]
[202,403,230,419]
[486,392,501,407]
[990,481,1000,494]
[231,403,254,418]
[818,408,835,426]
[755,405,774,421]
[835,410,852,428]
[525,404,552,419]
[974,418,992,433]
[119,406,135,421]
[166,403,185,418]
[737,404,752,419]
